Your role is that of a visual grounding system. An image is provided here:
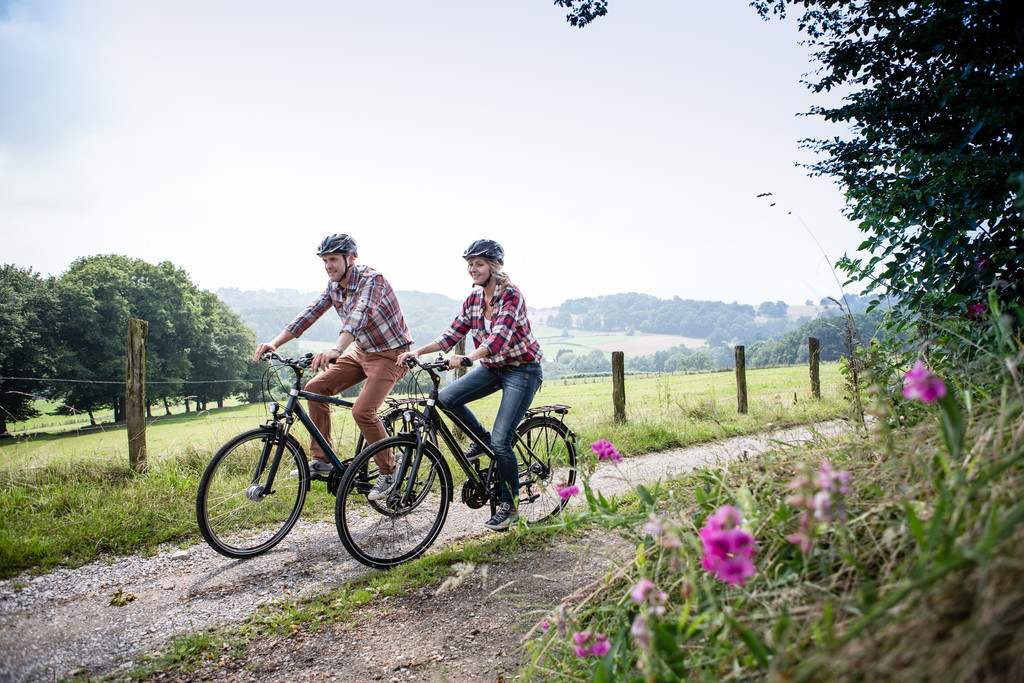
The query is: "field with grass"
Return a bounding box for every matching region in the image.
[0,363,845,578]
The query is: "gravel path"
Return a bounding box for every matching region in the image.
[0,421,846,682]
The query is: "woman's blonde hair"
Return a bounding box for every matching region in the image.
[484,258,511,295]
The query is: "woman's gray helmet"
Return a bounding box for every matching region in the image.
[462,239,504,264]
[316,234,357,256]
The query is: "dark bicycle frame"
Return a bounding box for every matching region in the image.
[250,351,417,500]
[387,357,567,512]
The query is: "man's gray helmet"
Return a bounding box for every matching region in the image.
[462,239,504,264]
[316,234,357,256]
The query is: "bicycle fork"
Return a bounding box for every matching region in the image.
[246,420,290,502]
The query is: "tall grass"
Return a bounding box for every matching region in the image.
[516,325,1024,680]
[0,364,844,578]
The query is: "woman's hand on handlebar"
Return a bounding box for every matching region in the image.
[448,354,473,369]
[396,350,419,367]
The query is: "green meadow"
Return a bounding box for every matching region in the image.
[0,363,844,578]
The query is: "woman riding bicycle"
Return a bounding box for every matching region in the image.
[397,239,543,531]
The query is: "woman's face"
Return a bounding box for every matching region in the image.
[466,257,491,286]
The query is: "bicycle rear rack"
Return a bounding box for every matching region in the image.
[525,403,571,417]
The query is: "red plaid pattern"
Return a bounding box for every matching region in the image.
[286,265,413,352]
[435,285,543,368]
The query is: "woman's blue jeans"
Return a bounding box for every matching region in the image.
[438,362,543,506]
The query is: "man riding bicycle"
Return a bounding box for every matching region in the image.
[253,234,413,500]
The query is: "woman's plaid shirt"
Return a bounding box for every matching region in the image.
[434,284,543,368]
[285,265,413,353]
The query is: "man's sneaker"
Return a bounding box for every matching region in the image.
[484,502,519,531]
[292,460,334,479]
[367,473,397,501]
[464,442,486,461]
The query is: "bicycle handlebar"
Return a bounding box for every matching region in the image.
[259,351,338,370]
[402,355,472,372]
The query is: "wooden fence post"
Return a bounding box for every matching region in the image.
[612,351,626,423]
[808,336,821,399]
[735,345,748,414]
[454,338,468,380]
[126,318,148,474]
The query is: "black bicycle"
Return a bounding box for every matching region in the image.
[195,351,429,559]
[334,356,578,569]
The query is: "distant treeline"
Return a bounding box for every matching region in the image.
[543,307,888,380]
[546,292,877,347]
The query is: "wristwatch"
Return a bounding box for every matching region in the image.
[332,344,344,354]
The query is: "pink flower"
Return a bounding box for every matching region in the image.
[590,636,610,657]
[572,632,609,658]
[540,620,549,633]
[556,482,580,500]
[631,614,650,650]
[642,514,665,537]
[966,303,987,320]
[787,531,813,554]
[591,439,623,464]
[902,360,947,403]
[786,460,851,552]
[699,505,757,586]
[631,577,655,604]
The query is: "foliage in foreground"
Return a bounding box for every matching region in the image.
[518,307,1024,681]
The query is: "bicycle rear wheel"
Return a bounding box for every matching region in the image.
[514,416,577,524]
[335,435,452,569]
[196,426,307,559]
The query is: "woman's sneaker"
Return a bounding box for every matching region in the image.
[464,442,486,461]
[368,473,396,501]
[484,502,518,531]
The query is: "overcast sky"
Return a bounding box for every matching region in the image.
[1,0,860,309]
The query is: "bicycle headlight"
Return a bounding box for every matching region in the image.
[267,401,279,414]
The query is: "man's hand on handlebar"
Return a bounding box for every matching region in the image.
[312,348,341,373]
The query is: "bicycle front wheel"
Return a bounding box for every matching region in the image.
[335,435,452,569]
[514,416,578,524]
[196,426,307,559]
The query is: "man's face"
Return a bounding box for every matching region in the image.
[322,253,353,282]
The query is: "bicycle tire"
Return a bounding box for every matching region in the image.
[196,426,308,559]
[514,416,578,524]
[335,435,452,569]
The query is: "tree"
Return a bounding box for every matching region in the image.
[758,301,788,318]
[749,0,1024,317]
[554,0,608,28]
[54,255,237,422]
[0,266,60,434]
[565,2,1024,318]
[56,256,139,423]
[189,291,257,410]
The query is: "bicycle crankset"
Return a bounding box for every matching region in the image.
[461,480,487,509]
[325,468,342,496]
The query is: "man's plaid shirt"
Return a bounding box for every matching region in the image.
[285,265,412,353]
[434,284,543,368]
